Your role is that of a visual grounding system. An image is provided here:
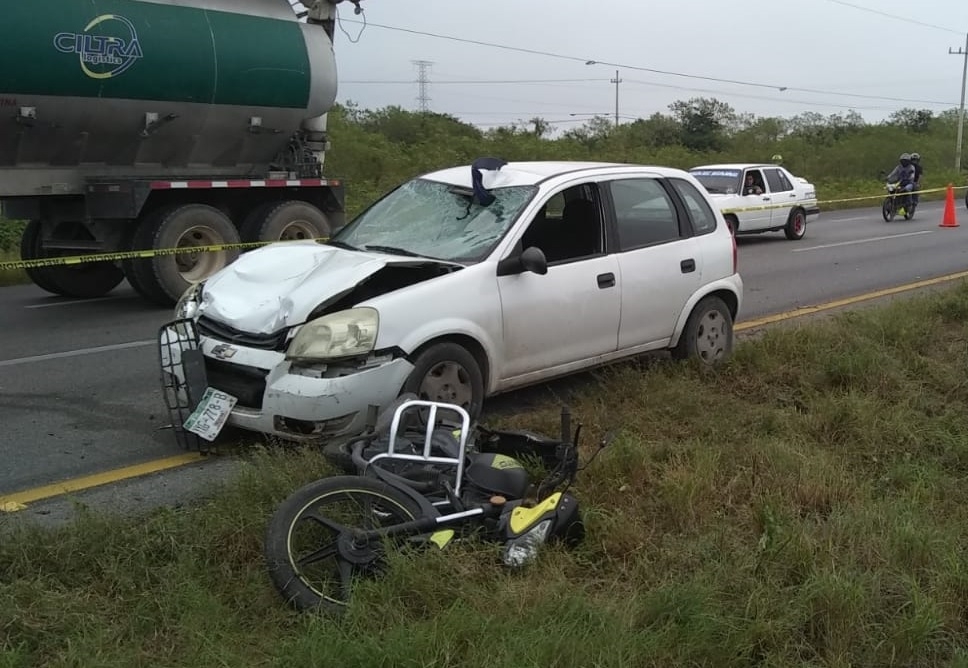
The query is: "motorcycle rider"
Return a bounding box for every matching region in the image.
[910,152,923,207]
[885,153,917,211]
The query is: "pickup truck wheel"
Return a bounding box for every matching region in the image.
[402,342,484,421]
[20,220,125,298]
[240,201,331,244]
[128,204,241,307]
[671,296,733,366]
[784,208,806,240]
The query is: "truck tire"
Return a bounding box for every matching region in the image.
[240,200,331,244]
[127,204,241,307]
[20,219,125,298]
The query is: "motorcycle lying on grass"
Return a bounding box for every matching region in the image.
[263,396,613,614]
[882,181,917,222]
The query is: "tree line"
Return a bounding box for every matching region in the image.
[326,98,966,216]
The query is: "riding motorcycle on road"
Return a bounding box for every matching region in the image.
[263,396,614,614]
[882,181,917,222]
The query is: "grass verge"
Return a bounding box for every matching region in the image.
[6,282,968,666]
[0,249,28,287]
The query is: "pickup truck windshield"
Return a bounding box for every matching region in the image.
[331,178,537,263]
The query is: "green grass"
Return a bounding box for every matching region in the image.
[0,218,27,286]
[7,283,968,666]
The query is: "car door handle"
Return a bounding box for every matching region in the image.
[789,193,797,198]
[597,272,615,289]
[762,197,771,201]
[680,259,696,273]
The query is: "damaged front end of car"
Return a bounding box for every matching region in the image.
[157,251,465,452]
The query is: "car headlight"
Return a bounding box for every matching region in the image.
[286,307,379,362]
[174,282,204,320]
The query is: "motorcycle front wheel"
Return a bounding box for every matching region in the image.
[882,196,895,222]
[264,475,424,613]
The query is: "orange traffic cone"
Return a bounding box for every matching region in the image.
[940,183,960,228]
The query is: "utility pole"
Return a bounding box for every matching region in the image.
[412,60,433,113]
[949,33,968,173]
[610,69,622,128]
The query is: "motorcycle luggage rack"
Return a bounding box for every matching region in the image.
[365,400,472,498]
[158,318,209,453]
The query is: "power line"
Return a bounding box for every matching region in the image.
[412,59,433,112]
[337,18,961,107]
[341,78,603,84]
[823,0,962,35]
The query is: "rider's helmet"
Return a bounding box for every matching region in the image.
[771,154,783,164]
[899,152,911,167]
[911,152,921,163]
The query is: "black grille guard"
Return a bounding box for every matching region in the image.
[158,318,213,453]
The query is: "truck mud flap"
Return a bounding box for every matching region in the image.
[158,318,211,453]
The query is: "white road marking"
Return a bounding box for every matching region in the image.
[793,230,934,253]
[0,340,155,368]
[25,297,119,309]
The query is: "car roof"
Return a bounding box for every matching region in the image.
[420,161,691,188]
[690,163,780,171]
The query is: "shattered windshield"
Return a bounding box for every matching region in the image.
[330,178,537,263]
[689,169,742,195]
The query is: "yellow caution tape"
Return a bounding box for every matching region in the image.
[0,237,329,271]
[721,184,968,215]
[2,183,967,271]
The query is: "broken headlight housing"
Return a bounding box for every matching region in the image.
[174,281,205,320]
[286,307,379,362]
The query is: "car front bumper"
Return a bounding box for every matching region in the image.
[159,320,415,444]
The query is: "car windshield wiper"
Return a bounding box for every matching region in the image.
[362,244,428,258]
[326,239,359,251]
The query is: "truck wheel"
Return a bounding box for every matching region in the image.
[128,204,241,307]
[19,220,125,298]
[240,200,331,244]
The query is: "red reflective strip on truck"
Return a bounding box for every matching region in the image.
[147,179,340,189]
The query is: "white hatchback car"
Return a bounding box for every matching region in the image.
[689,163,819,240]
[160,160,744,443]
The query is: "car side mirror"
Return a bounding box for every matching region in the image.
[497,246,548,276]
[520,246,548,275]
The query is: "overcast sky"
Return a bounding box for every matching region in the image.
[310,0,968,130]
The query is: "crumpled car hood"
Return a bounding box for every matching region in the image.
[196,241,401,335]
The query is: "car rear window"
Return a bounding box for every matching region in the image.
[669,178,718,236]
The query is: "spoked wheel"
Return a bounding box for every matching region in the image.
[784,208,806,241]
[882,197,895,222]
[264,476,423,613]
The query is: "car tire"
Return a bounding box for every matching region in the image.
[724,215,738,236]
[401,342,484,421]
[671,295,734,366]
[784,207,806,240]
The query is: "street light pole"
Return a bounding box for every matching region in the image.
[610,69,622,128]
[949,32,968,173]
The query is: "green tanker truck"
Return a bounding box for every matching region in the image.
[0,0,361,306]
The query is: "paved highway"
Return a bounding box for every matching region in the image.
[0,199,965,514]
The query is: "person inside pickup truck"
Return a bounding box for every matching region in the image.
[743,173,764,196]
